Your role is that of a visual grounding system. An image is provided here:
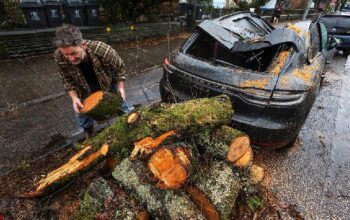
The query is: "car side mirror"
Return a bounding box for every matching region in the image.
[328,37,340,49]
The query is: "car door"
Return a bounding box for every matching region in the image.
[307,19,326,89]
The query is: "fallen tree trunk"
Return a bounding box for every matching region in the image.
[112,158,206,219]
[147,143,200,189]
[113,155,243,219]
[194,125,252,168]
[82,95,233,157]
[20,144,109,197]
[23,96,233,197]
[80,91,124,121]
[189,160,242,220]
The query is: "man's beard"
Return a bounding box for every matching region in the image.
[71,50,86,65]
[71,57,82,65]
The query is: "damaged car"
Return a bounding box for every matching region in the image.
[159,12,336,149]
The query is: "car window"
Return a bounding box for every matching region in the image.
[309,22,321,59]
[320,15,350,34]
[320,22,328,50]
[186,30,291,72]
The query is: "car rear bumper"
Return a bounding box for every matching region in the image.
[160,67,316,149]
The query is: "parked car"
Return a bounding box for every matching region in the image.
[159,12,336,149]
[320,13,350,55]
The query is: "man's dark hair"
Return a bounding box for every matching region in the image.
[53,24,83,48]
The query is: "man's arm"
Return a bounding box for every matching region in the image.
[54,50,82,111]
[116,81,126,100]
[68,90,84,113]
[98,42,126,99]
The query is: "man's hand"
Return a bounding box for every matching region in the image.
[72,97,84,113]
[117,81,126,100]
[118,87,126,100]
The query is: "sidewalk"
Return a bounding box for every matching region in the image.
[0,36,186,175]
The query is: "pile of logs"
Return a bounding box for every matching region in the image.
[22,92,264,219]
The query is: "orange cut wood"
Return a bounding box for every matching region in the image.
[19,144,109,197]
[148,147,189,189]
[130,130,176,159]
[226,135,250,163]
[175,147,191,166]
[233,146,253,168]
[127,112,140,124]
[185,185,220,220]
[135,210,150,220]
[251,165,264,184]
[80,90,104,113]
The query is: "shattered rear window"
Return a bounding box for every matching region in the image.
[186,30,292,73]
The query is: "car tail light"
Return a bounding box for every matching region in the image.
[164,58,170,65]
[240,89,305,106]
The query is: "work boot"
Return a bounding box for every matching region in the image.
[84,126,95,138]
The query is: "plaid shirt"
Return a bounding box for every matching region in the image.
[54,40,126,99]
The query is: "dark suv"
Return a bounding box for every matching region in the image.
[320,13,350,55]
[160,12,335,149]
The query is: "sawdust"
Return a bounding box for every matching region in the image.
[287,24,303,36]
[269,50,291,75]
[292,65,315,83]
[239,78,269,89]
[280,75,289,88]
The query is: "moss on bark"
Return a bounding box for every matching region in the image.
[82,91,124,121]
[112,158,206,219]
[190,160,242,220]
[82,95,233,159]
[194,125,247,160]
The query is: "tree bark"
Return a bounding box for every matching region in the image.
[194,125,252,168]
[189,160,242,220]
[81,95,233,157]
[112,158,206,219]
[26,95,232,197]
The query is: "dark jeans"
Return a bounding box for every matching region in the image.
[76,86,134,129]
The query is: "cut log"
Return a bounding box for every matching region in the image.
[185,185,220,220]
[234,146,253,168]
[148,146,193,189]
[194,125,252,168]
[112,158,206,219]
[26,96,232,198]
[190,160,242,220]
[80,90,123,121]
[19,144,109,197]
[135,210,150,220]
[82,95,233,157]
[250,165,264,184]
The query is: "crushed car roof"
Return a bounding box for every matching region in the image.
[198,12,303,52]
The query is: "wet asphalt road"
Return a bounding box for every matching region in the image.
[255,53,350,219]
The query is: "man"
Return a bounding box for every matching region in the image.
[272,1,284,25]
[53,24,133,137]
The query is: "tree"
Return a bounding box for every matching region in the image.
[1,0,25,29]
[335,0,348,11]
[100,0,178,23]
